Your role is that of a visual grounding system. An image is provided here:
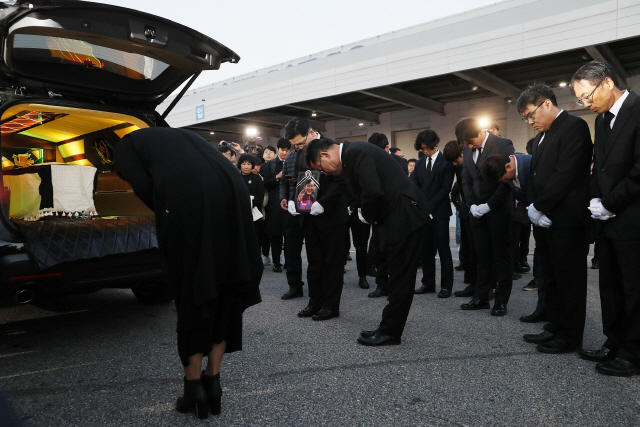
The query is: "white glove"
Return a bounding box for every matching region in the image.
[358,208,369,224]
[589,198,615,220]
[538,214,552,228]
[527,204,543,225]
[470,204,490,218]
[310,202,324,216]
[287,200,299,216]
[347,206,353,216]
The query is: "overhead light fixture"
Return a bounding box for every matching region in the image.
[246,128,258,137]
[210,132,215,135]
[311,111,317,117]
[358,122,364,126]
[559,82,567,87]
[479,117,490,128]
[472,86,478,91]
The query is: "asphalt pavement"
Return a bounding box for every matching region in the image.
[1,234,639,426]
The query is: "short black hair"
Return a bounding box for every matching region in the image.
[367,133,389,150]
[305,138,339,165]
[414,129,440,151]
[237,153,257,169]
[443,140,464,162]
[455,118,482,144]
[491,123,499,131]
[263,145,276,154]
[389,147,402,155]
[276,137,292,150]
[481,154,511,183]
[408,158,418,164]
[516,84,557,113]
[525,137,536,155]
[570,60,621,91]
[284,117,311,140]
[253,155,264,166]
[219,145,237,156]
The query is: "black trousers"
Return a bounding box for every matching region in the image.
[459,215,476,286]
[303,217,347,311]
[534,226,588,344]
[518,222,531,263]
[597,236,640,360]
[345,213,371,277]
[377,225,425,338]
[269,234,285,266]
[369,225,389,290]
[420,216,454,290]
[532,248,546,311]
[285,214,304,288]
[470,211,513,303]
[510,220,528,270]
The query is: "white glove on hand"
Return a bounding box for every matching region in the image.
[358,208,369,224]
[527,204,543,226]
[538,214,553,228]
[470,204,490,218]
[310,202,324,216]
[589,198,615,220]
[287,200,299,216]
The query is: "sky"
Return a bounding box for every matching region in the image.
[94,0,501,88]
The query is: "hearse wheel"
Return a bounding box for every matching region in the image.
[132,280,174,305]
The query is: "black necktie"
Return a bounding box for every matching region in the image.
[603,111,615,142]
[424,156,432,187]
[475,147,482,166]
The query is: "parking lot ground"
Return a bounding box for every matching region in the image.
[1,237,639,426]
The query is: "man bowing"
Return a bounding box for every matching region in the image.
[305,139,431,346]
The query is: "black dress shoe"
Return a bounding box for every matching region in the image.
[281,287,303,300]
[536,338,580,354]
[360,329,378,338]
[368,288,388,298]
[357,332,401,346]
[312,308,339,321]
[346,254,353,261]
[414,284,435,294]
[519,308,547,323]
[454,264,465,271]
[460,298,490,310]
[297,305,320,318]
[272,264,283,273]
[358,276,370,289]
[454,285,474,297]
[579,346,617,362]
[491,302,507,316]
[595,357,640,377]
[515,262,531,273]
[437,289,452,298]
[522,279,538,291]
[523,330,554,344]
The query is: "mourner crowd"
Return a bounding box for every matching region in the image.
[113,60,640,420]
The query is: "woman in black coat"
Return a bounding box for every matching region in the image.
[114,128,262,419]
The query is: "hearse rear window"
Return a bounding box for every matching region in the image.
[12,34,170,80]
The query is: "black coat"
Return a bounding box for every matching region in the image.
[113,128,262,331]
[592,91,640,240]
[341,141,431,246]
[410,152,454,220]
[529,111,593,228]
[241,172,264,210]
[260,157,286,236]
[391,153,409,175]
[461,132,515,214]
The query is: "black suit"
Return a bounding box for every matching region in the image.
[452,165,476,287]
[591,91,640,359]
[345,193,371,278]
[297,143,349,312]
[461,133,515,303]
[411,152,455,290]
[391,153,409,175]
[529,111,592,344]
[341,141,431,337]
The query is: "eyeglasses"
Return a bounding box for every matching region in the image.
[576,81,602,106]
[292,134,309,148]
[521,100,547,122]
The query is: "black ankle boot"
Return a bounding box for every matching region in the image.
[176,377,209,419]
[202,372,222,415]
